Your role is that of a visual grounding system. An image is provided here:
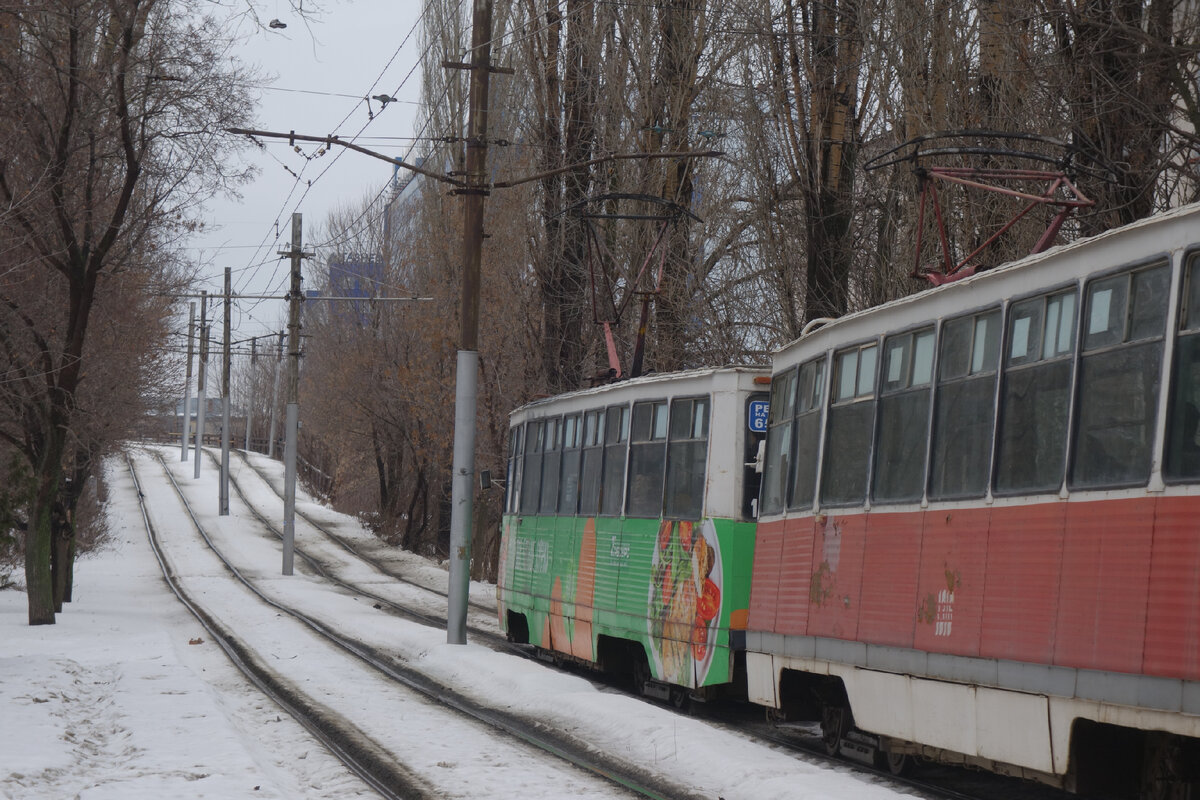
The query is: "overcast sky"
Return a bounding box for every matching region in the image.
[180,1,427,344]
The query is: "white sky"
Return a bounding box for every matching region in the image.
[0,447,918,799]
[182,1,428,343]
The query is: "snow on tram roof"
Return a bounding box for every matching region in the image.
[773,201,1200,362]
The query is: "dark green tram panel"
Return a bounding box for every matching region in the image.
[497,368,769,689]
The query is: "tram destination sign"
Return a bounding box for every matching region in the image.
[748,400,769,433]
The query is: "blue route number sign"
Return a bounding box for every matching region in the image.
[748,400,769,433]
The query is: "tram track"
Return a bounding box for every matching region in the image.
[128,448,700,800]
[191,448,505,647]
[230,448,498,620]
[126,452,431,800]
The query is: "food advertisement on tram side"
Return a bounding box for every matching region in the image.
[648,519,722,687]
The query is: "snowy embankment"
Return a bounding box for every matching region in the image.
[0,447,915,799]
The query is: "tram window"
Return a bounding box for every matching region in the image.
[1167,257,1200,480]
[1045,292,1076,358]
[1072,264,1168,488]
[760,368,798,516]
[1185,262,1200,331]
[539,418,562,514]
[939,312,1001,382]
[1131,265,1170,340]
[972,314,1001,372]
[665,397,710,519]
[822,342,878,506]
[835,349,859,401]
[790,359,825,510]
[505,424,522,514]
[930,310,1000,500]
[519,420,545,514]
[874,328,934,503]
[558,414,582,514]
[601,404,630,516]
[1166,332,1200,479]
[627,400,667,517]
[995,289,1077,495]
[579,409,605,515]
[1084,275,1128,350]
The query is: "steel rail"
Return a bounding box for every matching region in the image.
[230,448,497,618]
[125,453,429,800]
[201,449,506,646]
[139,448,692,800]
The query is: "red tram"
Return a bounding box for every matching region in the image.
[745,204,1200,796]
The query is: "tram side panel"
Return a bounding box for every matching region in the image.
[500,509,757,689]
[746,498,1199,680]
[747,518,785,634]
[857,511,921,648]
[805,513,867,642]
[1055,498,1153,675]
[911,507,988,658]
[1144,495,1200,681]
[745,497,1200,769]
[978,502,1067,665]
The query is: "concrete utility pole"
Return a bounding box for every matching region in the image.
[220,267,232,516]
[446,0,496,645]
[245,337,256,452]
[281,214,306,576]
[194,291,209,479]
[181,302,195,461]
[268,332,283,459]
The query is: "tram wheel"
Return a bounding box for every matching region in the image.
[878,750,911,777]
[821,704,849,757]
[669,686,690,711]
[631,649,651,695]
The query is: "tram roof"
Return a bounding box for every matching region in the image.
[510,365,769,421]
[772,201,1200,365]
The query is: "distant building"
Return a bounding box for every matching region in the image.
[328,252,385,299]
[383,157,431,290]
[325,252,384,325]
[176,396,227,421]
[142,397,237,443]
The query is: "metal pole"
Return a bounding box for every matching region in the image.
[193,292,208,479]
[268,332,283,459]
[220,267,232,516]
[245,338,256,452]
[447,0,494,645]
[180,302,195,461]
[282,214,304,576]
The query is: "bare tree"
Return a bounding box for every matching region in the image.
[0,0,254,624]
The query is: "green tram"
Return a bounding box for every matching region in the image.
[498,367,769,699]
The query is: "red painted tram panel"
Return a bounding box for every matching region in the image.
[979,503,1067,664]
[1143,495,1200,681]
[805,513,867,641]
[1054,498,1153,674]
[748,496,1200,680]
[912,507,989,657]
[774,517,816,636]
[857,511,921,648]
[747,518,786,633]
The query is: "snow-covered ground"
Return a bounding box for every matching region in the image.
[0,447,918,799]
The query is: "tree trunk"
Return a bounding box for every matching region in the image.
[24,424,67,625]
